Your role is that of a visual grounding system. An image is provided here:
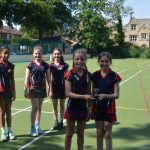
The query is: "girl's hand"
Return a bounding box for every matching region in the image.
[12,91,16,101]
[24,88,29,98]
[98,94,107,100]
[83,95,94,101]
[49,90,53,98]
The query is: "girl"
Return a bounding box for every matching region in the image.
[24,46,51,137]
[0,46,16,141]
[64,49,93,150]
[49,48,68,130]
[91,51,122,150]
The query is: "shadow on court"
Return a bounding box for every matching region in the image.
[1,123,150,150]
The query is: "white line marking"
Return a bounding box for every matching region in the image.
[12,99,50,116]
[117,106,150,111]
[17,130,57,150]
[15,78,24,81]
[18,120,66,150]
[118,69,127,74]
[120,70,142,86]
[137,61,149,67]
[12,106,31,116]
[12,108,53,114]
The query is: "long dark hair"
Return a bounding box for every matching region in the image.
[0,46,10,58]
[98,51,112,64]
[51,48,65,64]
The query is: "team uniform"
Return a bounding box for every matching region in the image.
[0,61,15,100]
[50,62,68,99]
[26,60,49,98]
[91,69,122,122]
[64,68,90,121]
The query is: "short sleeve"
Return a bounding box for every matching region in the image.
[114,73,122,83]
[11,63,15,69]
[26,62,32,70]
[64,63,69,71]
[44,62,50,71]
[64,71,72,81]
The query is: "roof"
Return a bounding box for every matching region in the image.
[0,26,22,35]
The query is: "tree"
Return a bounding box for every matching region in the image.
[0,0,72,39]
[71,0,112,54]
[109,0,133,47]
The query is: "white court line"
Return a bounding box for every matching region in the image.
[18,69,143,150]
[12,99,50,116]
[15,78,24,81]
[12,108,53,114]
[12,106,31,116]
[17,130,57,150]
[118,69,127,74]
[120,70,142,86]
[15,98,50,101]
[117,106,150,111]
[137,60,149,67]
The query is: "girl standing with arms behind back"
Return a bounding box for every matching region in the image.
[0,46,16,141]
[64,49,93,150]
[24,46,51,137]
[91,51,122,150]
[50,48,69,130]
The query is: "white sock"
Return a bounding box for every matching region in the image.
[8,127,12,132]
[1,127,6,134]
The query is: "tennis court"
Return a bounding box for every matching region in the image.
[1,58,150,150]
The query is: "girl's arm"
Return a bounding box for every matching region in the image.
[12,68,16,101]
[24,68,30,97]
[46,68,51,97]
[65,80,93,101]
[46,68,51,87]
[48,71,53,97]
[99,82,120,100]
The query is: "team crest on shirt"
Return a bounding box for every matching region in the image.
[58,65,63,70]
[7,69,12,73]
[74,75,79,80]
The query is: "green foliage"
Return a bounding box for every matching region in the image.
[129,46,141,58]
[73,1,111,52]
[0,0,72,39]
[141,48,150,58]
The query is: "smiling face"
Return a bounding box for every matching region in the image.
[52,49,61,62]
[73,53,86,69]
[33,48,43,61]
[0,49,10,62]
[98,55,111,71]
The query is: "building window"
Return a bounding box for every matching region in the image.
[129,35,137,41]
[141,33,148,40]
[131,24,136,31]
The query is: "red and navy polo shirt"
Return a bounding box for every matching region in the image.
[27,61,49,89]
[91,69,122,113]
[0,61,15,92]
[50,62,69,89]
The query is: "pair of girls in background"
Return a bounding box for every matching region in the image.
[64,50,122,150]
[24,46,68,137]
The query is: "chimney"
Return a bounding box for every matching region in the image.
[130,11,134,21]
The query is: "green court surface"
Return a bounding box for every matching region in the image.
[1,58,150,150]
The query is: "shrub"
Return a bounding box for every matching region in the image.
[141,48,150,58]
[129,46,141,58]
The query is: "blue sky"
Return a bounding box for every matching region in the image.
[123,0,150,25]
